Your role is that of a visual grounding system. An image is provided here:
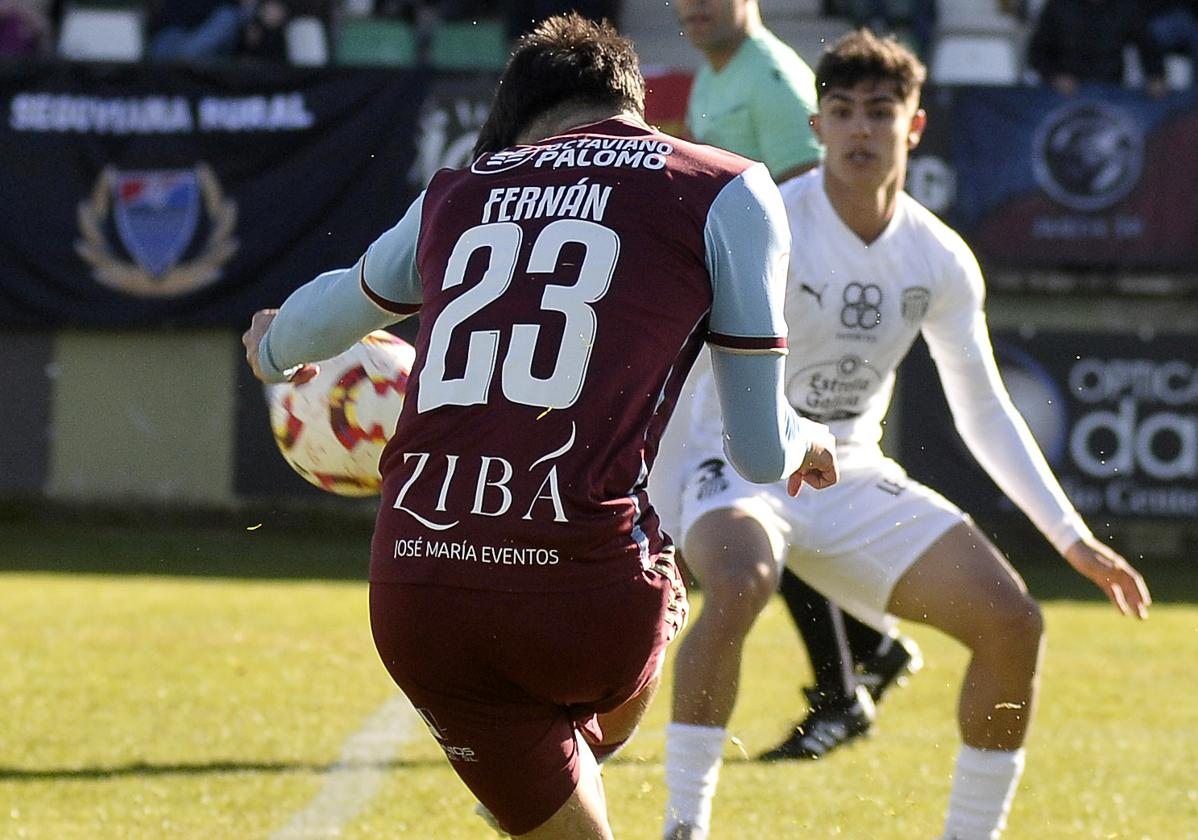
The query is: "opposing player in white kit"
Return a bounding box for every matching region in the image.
[665,29,1152,840]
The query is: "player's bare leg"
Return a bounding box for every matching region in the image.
[591,671,662,759]
[663,508,779,838]
[887,522,1044,838]
[672,509,779,725]
[519,738,612,840]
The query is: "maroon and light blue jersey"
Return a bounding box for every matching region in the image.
[263,116,797,592]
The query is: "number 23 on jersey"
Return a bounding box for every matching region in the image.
[418,218,620,413]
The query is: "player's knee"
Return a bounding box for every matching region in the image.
[684,509,776,579]
[686,553,778,636]
[979,591,1044,652]
[707,556,778,607]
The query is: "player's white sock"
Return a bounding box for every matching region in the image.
[940,745,1025,840]
[663,723,724,837]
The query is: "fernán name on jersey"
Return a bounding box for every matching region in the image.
[482,178,612,224]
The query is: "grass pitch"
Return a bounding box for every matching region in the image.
[1,514,1196,839]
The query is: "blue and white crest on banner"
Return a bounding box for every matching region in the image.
[112,170,201,277]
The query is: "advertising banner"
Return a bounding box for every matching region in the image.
[898,331,1198,523]
[948,84,1198,269]
[0,62,427,327]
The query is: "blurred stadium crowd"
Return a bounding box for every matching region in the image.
[2,0,1196,93]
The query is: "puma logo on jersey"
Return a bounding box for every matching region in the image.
[800,282,828,307]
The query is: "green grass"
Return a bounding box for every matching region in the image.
[1,517,1196,839]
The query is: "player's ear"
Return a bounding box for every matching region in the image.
[906,108,927,151]
[809,112,823,144]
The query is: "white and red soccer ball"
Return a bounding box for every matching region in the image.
[266,330,414,497]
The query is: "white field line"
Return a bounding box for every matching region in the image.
[268,693,423,840]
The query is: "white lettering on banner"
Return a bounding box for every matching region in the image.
[1104,480,1198,516]
[1064,358,1198,482]
[1069,358,1198,405]
[1069,398,1196,480]
[1060,476,1198,517]
[10,94,193,133]
[9,92,315,134]
[197,94,315,131]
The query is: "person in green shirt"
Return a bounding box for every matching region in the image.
[660,3,922,837]
[683,0,821,182]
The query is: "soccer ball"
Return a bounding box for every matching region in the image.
[265,330,415,496]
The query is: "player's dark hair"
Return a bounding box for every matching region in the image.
[473,13,645,157]
[814,28,927,103]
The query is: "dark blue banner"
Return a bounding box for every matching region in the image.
[0,62,432,327]
[945,84,1198,269]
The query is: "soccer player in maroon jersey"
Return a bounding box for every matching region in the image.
[243,14,836,839]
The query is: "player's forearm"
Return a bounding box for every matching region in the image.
[955,403,1092,554]
[258,266,399,381]
[937,344,1090,552]
[711,349,809,483]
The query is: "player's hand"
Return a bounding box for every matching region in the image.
[787,423,838,497]
[242,309,319,385]
[1063,537,1151,620]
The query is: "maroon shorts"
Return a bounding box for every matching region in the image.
[369,552,687,836]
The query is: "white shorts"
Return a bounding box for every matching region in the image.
[679,453,966,631]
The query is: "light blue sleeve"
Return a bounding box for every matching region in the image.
[359,190,426,309]
[257,193,425,382]
[710,351,811,484]
[703,163,789,351]
[703,163,811,483]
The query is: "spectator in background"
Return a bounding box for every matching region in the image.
[1145,0,1198,77]
[147,0,257,62]
[0,0,51,58]
[1027,0,1167,97]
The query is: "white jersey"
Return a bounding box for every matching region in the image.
[688,169,1091,555]
[777,169,974,458]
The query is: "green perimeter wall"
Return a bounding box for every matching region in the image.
[47,330,236,505]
